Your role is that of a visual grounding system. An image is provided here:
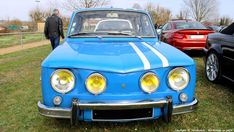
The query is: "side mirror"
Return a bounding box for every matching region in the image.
[156,29,162,35]
[156,29,162,41]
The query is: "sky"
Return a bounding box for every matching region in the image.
[0,0,233,21]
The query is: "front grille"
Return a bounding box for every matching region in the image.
[93,108,153,121]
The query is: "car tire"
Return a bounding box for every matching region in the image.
[205,51,222,83]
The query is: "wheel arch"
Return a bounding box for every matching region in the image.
[206,43,223,61]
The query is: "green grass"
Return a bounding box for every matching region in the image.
[0,46,233,132]
[0,34,44,48]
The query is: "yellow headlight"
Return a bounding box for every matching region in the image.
[168,67,190,91]
[140,72,160,93]
[51,69,75,94]
[86,73,106,95]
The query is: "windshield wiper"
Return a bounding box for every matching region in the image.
[106,32,133,36]
[68,32,89,37]
[68,32,103,38]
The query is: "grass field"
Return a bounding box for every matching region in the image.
[0,33,44,48]
[0,45,233,132]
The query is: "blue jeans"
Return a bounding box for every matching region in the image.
[49,36,60,50]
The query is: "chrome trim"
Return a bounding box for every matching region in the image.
[78,100,167,110]
[173,98,198,115]
[38,98,198,119]
[37,101,71,119]
[222,75,234,83]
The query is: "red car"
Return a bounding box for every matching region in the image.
[160,20,214,51]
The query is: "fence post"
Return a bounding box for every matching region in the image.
[20,32,23,47]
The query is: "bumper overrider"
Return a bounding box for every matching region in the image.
[38,97,198,125]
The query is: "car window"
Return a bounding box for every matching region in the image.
[69,11,156,37]
[165,23,171,30]
[162,23,171,31]
[162,23,168,31]
[221,22,234,35]
[94,19,133,32]
[175,22,207,29]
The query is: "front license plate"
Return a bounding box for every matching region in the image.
[190,35,205,39]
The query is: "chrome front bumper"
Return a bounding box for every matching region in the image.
[38,98,198,123]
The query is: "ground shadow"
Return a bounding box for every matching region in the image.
[184,50,205,57]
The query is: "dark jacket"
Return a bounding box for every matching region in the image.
[44,14,64,39]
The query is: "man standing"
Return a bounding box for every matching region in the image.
[44,9,64,50]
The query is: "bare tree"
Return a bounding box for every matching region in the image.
[176,9,189,20]
[219,16,233,26]
[29,8,51,31]
[132,3,142,9]
[183,0,218,22]
[5,19,22,27]
[29,8,51,23]
[145,3,172,25]
[62,0,110,11]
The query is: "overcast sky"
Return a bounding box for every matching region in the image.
[0,0,233,21]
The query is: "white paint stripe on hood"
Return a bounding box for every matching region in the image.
[129,42,151,70]
[141,42,169,67]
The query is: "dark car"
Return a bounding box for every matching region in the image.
[158,19,214,51]
[204,22,234,83]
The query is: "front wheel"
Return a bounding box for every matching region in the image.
[205,52,222,82]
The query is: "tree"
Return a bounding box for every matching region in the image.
[29,8,51,23]
[62,0,110,11]
[219,16,233,26]
[61,16,70,28]
[145,3,172,25]
[183,0,218,22]
[132,3,142,9]
[6,19,22,27]
[176,9,189,20]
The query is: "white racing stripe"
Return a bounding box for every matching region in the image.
[141,42,169,67]
[129,42,151,70]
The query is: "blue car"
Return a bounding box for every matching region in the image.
[38,8,198,125]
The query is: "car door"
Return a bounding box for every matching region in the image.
[221,34,234,81]
[161,23,172,43]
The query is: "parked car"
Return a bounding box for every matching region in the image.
[38,8,198,125]
[0,25,8,33]
[206,25,222,32]
[159,19,214,51]
[204,22,234,83]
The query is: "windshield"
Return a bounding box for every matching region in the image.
[69,11,155,37]
[175,22,207,30]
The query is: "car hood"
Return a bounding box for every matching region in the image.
[42,38,194,73]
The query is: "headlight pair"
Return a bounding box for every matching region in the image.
[51,70,106,95]
[140,67,190,93]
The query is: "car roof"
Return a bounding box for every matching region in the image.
[73,8,149,14]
